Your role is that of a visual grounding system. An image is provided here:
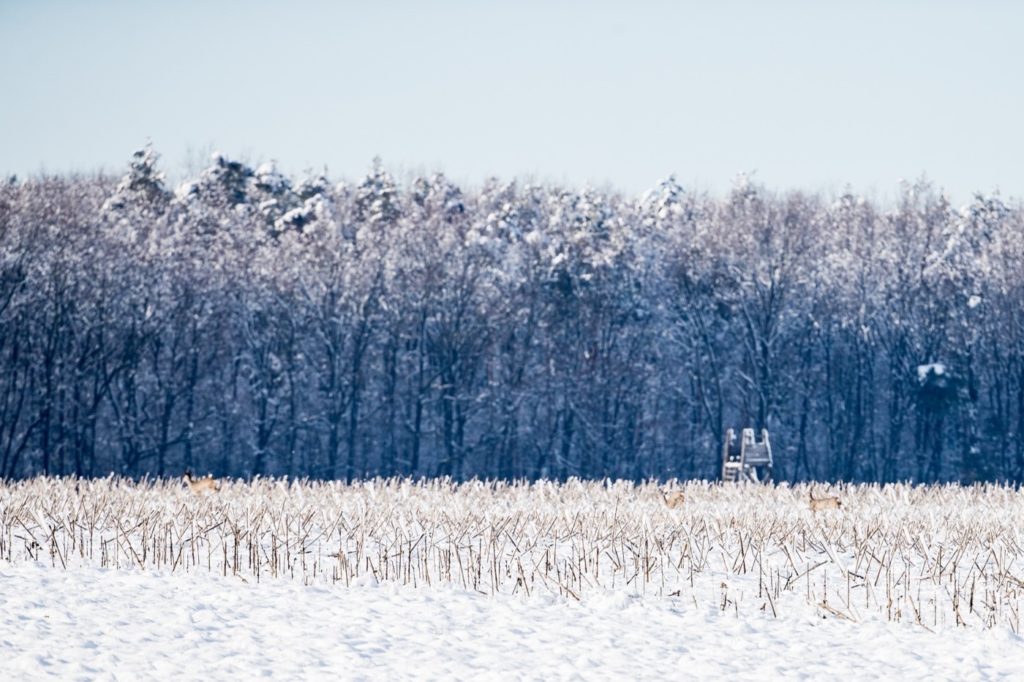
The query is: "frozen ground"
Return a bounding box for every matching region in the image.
[1,562,1022,681]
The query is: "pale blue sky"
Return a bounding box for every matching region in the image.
[1,1,1021,200]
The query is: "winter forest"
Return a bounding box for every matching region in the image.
[1,148,1022,484]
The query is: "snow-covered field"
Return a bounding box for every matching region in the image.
[2,477,1024,678]
[2,561,1022,680]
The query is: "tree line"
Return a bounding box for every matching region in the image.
[1,149,1022,483]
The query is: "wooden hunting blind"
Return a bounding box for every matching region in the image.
[721,428,773,483]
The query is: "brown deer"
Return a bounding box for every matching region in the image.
[183,470,220,495]
[663,490,686,509]
[808,490,841,512]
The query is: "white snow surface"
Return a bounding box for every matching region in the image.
[918,362,947,382]
[1,562,1022,681]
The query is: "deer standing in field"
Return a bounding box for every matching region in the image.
[183,470,220,495]
[808,490,841,512]
[663,490,686,509]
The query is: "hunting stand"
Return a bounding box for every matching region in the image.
[721,428,773,483]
